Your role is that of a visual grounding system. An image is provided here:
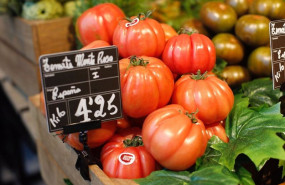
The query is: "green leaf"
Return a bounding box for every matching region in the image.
[189,165,239,185]
[211,58,227,79]
[195,137,255,185]
[135,165,241,185]
[235,166,255,185]
[135,170,192,185]
[213,95,285,171]
[63,178,73,185]
[195,136,222,170]
[241,78,284,107]
[279,160,285,178]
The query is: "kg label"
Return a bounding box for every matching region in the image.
[118,153,135,165]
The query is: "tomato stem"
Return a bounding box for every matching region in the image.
[123,136,144,147]
[191,70,208,80]
[127,56,149,70]
[178,28,197,35]
[125,10,153,22]
[137,10,152,20]
[185,110,199,123]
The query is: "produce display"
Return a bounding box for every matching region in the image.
[34,0,285,184]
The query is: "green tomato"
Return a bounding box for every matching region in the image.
[200,1,237,33]
[221,65,251,87]
[249,0,285,20]
[235,14,270,47]
[182,18,209,36]
[247,46,271,77]
[212,33,244,65]
[225,0,250,17]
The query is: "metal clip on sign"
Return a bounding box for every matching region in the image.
[62,120,102,181]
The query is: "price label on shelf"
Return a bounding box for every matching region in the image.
[39,46,122,133]
[269,20,285,89]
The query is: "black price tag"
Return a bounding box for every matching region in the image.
[269,20,285,89]
[39,46,123,133]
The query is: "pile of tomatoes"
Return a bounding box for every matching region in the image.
[187,0,285,87]
[40,2,237,179]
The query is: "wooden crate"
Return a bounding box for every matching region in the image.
[0,40,40,96]
[0,15,75,96]
[29,94,137,185]
[0,15,75,64]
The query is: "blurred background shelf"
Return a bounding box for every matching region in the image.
[0,69,45,185]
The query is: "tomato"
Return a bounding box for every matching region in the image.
[76,3,125,46]
[162,33,216,75]
[225,0,250,16]
[200,2,237,33]
[160,23,178,42]
[212,33,244,65]
[81,40,110,50]
[113,13,165,58]
[172,71,234,125]
[206,122,229,143]
[65,120,117,151]
[247,46,271,77]
[220,65,251,87]
[235,14,270,47]
[181,18,210,36]
[116,117,131,129]
[119,56,174,118]
[142,104,208,171]
[249,0,285,20]
[101,127,156,179]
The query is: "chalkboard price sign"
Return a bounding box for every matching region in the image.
[269,20,285,89]
[39,46,122,133]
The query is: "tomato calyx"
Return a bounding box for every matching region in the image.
[185,110,199,124]
[178,28,197,35]
[123,136,144,147]
[127,56,149,70]
[125,10,153,22]
[191,70,208,80]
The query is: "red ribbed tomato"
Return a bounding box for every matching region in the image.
[172,72,234,124]
[119,56,174,118]
[81,40,110,50]
[65,121,117,151]
[160,23,178,42]
[76,3,125,46]
[206,122,229,143]
[101,127,156,179]
[113,12,165,58]
[162,33,216,75]
[142,104,208,171]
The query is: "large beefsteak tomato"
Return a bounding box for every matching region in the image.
[76,3,125,46]
[119,56,174,118]
[113,12,165,58]
[172,71,234,124]
[162,33,216,75]
[101,127,156,179]
[142,104,208,171]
